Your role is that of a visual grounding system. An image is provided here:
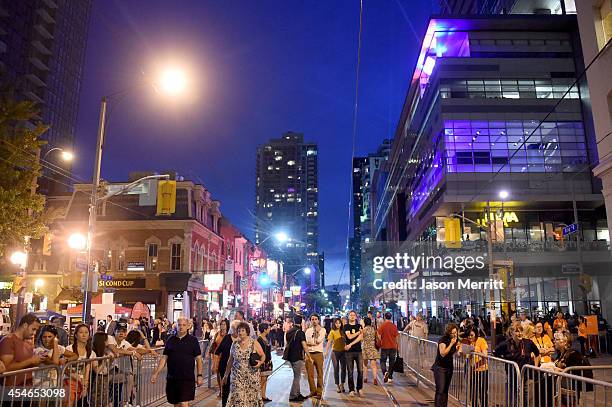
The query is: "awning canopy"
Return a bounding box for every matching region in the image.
[54,288,83,304]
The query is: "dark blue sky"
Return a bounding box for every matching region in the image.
[73,0,435,286]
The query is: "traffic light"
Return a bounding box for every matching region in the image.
[258,273,271,288]
[42,232,52,256]
[156,180,177,215]
[444,217,461,248]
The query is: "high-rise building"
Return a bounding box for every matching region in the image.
[255,132,319,283]
[0,0,92,190]
[349,141,391,308]
[371,14,612,319]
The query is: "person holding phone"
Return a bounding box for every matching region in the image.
[432,323,461,407]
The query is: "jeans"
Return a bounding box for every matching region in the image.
[380,348,397,378]
[290,360,305,399]
[332,351,347,385]
[432,365,453,407]
[345,351,363,392]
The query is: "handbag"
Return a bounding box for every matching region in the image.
[248,340,260,367]
[393,356,405,373]
[212,354,220,373]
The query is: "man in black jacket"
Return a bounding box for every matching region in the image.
[284,315,312,402]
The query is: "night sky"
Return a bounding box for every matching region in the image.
[73,0,435,287]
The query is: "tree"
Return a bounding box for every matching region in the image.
[0,94,49,256]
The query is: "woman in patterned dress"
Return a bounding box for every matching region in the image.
[223,321,265,406]
[362,317,381,385]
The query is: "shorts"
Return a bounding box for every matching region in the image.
[166,379,196,404]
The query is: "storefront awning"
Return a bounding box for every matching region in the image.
[54,288,83,304]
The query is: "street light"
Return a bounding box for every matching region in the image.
[68,233,87,251]
[303,267,312,275]
[499,190,509,200]
[10,251,28,269]
[34,279,44,290]
[274,231,289,243]
[82,66,192,322]
[43,147,74,162]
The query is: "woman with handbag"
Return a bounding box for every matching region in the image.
[222,322,265,406]
[257,323,273,403]
[361,317,381,385]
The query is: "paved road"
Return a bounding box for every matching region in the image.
[164,349,457,407]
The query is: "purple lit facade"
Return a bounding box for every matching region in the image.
[371,16,604,238]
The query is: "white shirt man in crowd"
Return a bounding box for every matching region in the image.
[305,314,326,399]
[408,313,429,339]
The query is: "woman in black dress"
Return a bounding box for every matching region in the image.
[257,323,273,403]
[432,323,461,407]
[215,321,235,407]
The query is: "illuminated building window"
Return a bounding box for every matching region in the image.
[307,150,317,156]
[267,166,273,170]
[287,160,295,166]
[274,156,282,161]
[147,243,158,271]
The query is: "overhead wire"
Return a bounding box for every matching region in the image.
[340,0,364,290]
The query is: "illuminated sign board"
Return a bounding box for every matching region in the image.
[476,211,519,227]
[98,279,145,288]
[204,274,224,292]
[290,285,301,296]
[127,262,145,272]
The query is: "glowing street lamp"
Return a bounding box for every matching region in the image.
[303,267,312,275]
[158,68,188,96]
[499,190,509,200]
[68,233,87,251]
[43,147,74,162]
[275,231,289,243]
[10,251,28,269]
[34,279,44,290]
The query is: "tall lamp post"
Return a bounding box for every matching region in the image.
[82,67,190,322]
[10,250,28,328]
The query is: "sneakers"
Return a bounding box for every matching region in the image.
[340,383,345,393]
[388,378,394,383]
[349,391,356,397]
[383,372,390,383]
[356,390,362,397]
[336,385,342,393]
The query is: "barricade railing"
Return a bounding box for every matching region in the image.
[522,364,612,407]
[465,352,521,407]
[563,365,612,384]
[0,364,64,407]
[398,333,467,404]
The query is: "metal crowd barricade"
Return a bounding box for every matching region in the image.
[465,352,521,407]
[398,333,467,403]
[522,364,612,407]
[563,365,612,384]
[0,364,63,407]
[134,339,212,406]
[135,345,165,407]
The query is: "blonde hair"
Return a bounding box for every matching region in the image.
[523,323,535,339]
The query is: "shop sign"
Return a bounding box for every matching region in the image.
[224,260,234,284]
[196,292,209,301]
[0,282,14,290]
[476,211,519,227]
[290,285,301,296]
[174,293,184,301]
[24,292,33,304]
[127,262,145,272]
[204,274,224,292]
[98,278,145,289]
[248,291,261,304]
[284,290,292,298]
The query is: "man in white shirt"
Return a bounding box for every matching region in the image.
[107,322,140,407]
[228,310,256,338]
[305,314,326,400]
[409,313,429,339]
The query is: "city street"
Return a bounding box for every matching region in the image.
[175,350,454,407]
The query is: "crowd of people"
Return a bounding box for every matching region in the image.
[429,309,598,407]
[0,307,605,407]
[0,313,156,407]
